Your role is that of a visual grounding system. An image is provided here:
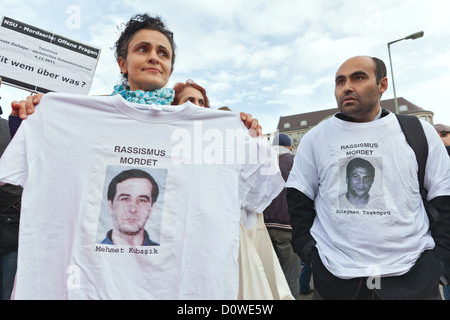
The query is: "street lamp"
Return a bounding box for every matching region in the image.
[387,31,424,114]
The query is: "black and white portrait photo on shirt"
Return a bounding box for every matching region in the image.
[338,156,385,210]
[96,166,167,246]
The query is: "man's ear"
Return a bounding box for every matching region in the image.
[379,77,388,95]
[108,200,114,213]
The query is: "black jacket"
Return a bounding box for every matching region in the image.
[263,152,294,227]
[0,185,21,253]
[0,117,22,253]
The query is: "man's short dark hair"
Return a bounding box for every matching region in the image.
[107,169,159,203]
[346,158,375,180]
[371,57,387,85]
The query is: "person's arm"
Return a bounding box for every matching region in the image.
[8,115,22,139]
[430,196,450,285]
[287,187,316,266]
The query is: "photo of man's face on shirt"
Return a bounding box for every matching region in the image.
[96,166,167,246]
[338,157,385,210]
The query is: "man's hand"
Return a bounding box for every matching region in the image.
[11,93,44,119]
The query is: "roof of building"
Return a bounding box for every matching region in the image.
[277,97,432,131]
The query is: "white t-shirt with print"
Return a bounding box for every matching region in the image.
[286,112,450,279]
[0,93,284,299]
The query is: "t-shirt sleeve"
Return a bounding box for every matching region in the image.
[239,138,285,215]
[286,135,319,201]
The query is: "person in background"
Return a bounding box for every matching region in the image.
[172,79,210,108]
[171,81,264,136]
[434,123,450,299]
[299,261,313,296]
[263,134,301,298]
[434,124,450,156]
[0,77,23,300]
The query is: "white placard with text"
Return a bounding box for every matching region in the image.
[0,16,101,94]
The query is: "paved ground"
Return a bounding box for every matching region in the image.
[298,291,314,300]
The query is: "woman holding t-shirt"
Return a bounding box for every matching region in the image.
[9,13,261,136]
[7,13,292,300]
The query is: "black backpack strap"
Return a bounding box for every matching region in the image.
[396,114,440,225]
[396,115,428,193]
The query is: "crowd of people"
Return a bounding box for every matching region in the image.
[0,12,449,300]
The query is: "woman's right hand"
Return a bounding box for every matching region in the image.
[11,93,44,119]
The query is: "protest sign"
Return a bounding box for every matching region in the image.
[0,16,101,94]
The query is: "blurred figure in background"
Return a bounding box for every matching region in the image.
[263,134,301,298]
[434,124,450,156]
[0,77,23,300]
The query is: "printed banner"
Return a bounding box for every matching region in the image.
[0,16,101,94]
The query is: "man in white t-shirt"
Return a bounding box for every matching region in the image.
[287,56,450,300]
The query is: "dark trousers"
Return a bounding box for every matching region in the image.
[311,248,443,300]
[0,251,18,300]
[267,228,301,298]
[313,284,441,300]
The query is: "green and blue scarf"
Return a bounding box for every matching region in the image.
[111,84,174,105]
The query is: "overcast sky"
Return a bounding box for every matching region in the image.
[0,0,449,133]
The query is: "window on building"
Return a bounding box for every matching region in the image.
[399,105,408,112]
[420,116,432,123]
[284,123,291,129]
[296,131,306,143]
[300,120,308,126]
